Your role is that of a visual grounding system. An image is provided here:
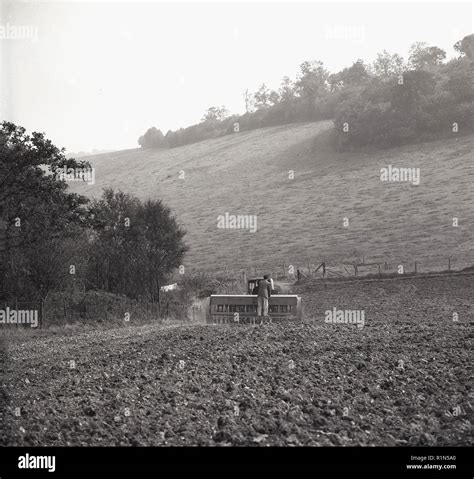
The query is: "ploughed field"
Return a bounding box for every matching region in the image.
[1,274,472,446]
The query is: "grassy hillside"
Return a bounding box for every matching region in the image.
[73,122,474,274]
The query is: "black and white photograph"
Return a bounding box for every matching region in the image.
[0,0,473,474]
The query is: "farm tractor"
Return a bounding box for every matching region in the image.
[207,277,302,324]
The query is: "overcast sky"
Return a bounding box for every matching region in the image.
[1,1,472,153]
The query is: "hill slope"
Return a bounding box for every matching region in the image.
[73,122,474,274]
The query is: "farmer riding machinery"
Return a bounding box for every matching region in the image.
[207,277,302,325]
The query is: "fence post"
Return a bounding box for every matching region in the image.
[414,261,417,274]
[14,296,18,329]
[378,264,381,277]
[448,258,451,272]
[157,285,161,317]
[39,299,44,329]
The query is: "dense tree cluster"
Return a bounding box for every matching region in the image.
[333,36,474,148]
[138,35,474,150]
[0,122,188,304]
[138,127,165,148]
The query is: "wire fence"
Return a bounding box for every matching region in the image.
[0,292,188,330]
[1,256,471,330]
[186,256,473,281]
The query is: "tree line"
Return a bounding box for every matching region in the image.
[138,35,474,150]
[0,122,188,305]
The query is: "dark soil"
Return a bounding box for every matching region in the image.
[2,275,472,446]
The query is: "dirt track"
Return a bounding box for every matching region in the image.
[1,274,472,446]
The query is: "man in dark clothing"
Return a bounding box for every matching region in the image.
[257,275,272,317]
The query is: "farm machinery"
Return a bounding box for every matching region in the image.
[207,277,302,324]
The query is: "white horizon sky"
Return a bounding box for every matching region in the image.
[1,0,472,152]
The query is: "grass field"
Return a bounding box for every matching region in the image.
[73,122,474,274]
